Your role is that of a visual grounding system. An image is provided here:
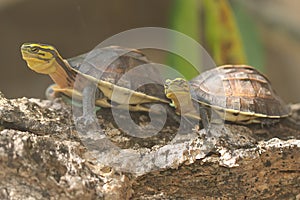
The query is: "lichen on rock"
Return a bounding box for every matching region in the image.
[0,91,299,199]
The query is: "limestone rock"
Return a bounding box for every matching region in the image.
[0,91,299,199]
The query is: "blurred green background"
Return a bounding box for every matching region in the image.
[1,0,300,104]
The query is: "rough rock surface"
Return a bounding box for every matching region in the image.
[0,91,299,200]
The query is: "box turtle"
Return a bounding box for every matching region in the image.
[164,65,290,129]
[21,43,169,124]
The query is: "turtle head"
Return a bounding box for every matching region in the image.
[21,43,61,74]
[164,78,190,98]
[164,78,192,114]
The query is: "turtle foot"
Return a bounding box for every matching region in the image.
[75,114,99,132]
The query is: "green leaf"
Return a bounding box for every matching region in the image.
[230,1,265,71]
[168,0,201,79]
[201,0,247,65]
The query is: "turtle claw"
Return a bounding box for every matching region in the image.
[75,114,99,132]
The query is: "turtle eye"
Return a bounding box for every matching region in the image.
[30,47,39,53]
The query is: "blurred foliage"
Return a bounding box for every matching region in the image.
[230,1,264,72]
[201,0,246,65]
[168,0,201,80]
[168,0,264,79]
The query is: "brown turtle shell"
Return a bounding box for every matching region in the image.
[189,65,290,123]
[67,46,168,103]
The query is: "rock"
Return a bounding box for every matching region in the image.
[0,91,299,199]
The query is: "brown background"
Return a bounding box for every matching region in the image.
[1,0,300,104]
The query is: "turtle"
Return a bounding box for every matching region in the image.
[21,43,170,124]
[164,65,291,129]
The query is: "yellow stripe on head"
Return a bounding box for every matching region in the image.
[21,43,62,74]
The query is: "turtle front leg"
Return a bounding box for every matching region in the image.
[82,85,96,117]
[199,106,211,137]
[199,106,225,141]
[76,84,99,129]
[45,84,59,100]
